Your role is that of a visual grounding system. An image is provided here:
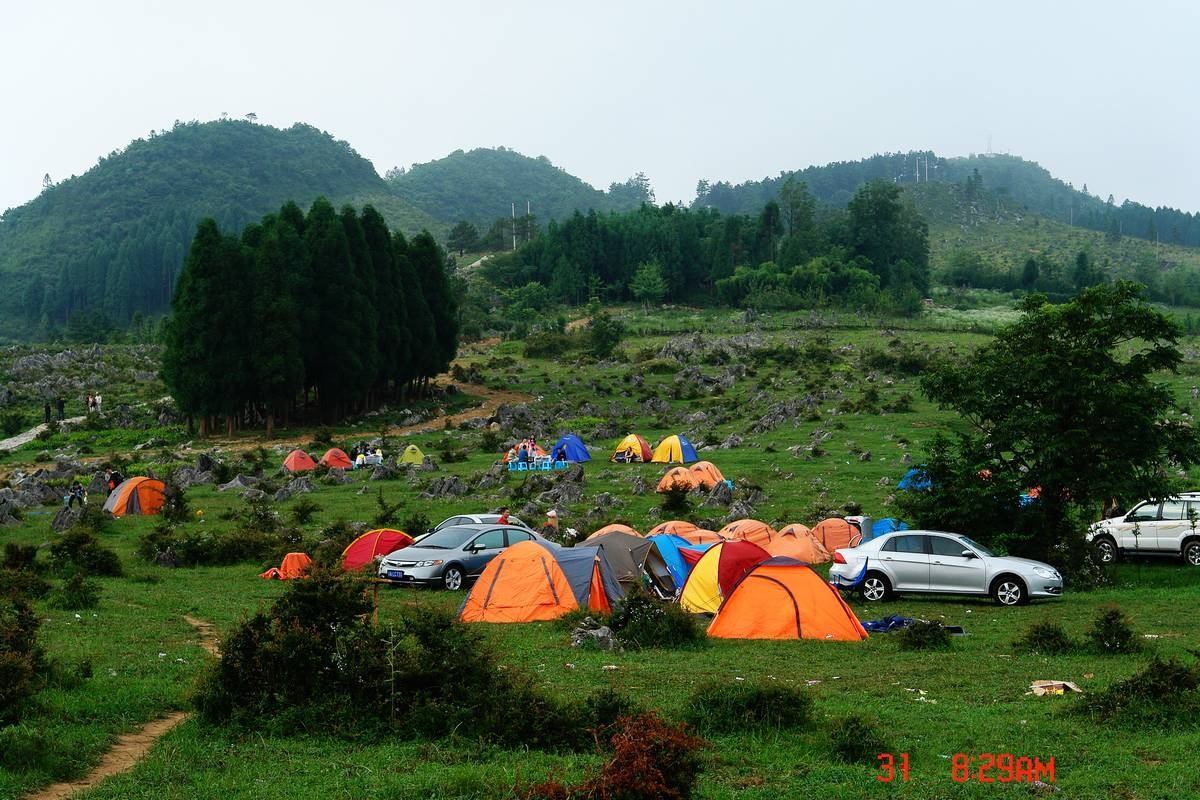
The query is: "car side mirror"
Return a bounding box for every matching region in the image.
[960,550,976,559]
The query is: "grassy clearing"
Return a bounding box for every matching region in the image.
[3,307,1200,798]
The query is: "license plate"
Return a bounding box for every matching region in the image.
[386,570,404,580]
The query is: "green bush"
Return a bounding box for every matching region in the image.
[608,586,705,650]
[138,521,296,568]
[1080,657,1200,727]
[49,529,122,577]
[289,497,321,525]
[829,716,891,763]
[3,545,39,572]
[1014,621,1078,655]
[160,481,190,524]
[685,682,813,733]
[1086,607,1141,654]
[660,485,692,515]
[48,573,101,610]
[897,620,952,651]
[0,411,26,437]
[0,598,46,721]
[523,331,579,359]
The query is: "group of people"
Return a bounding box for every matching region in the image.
[351,445,384,469]
[42,397,66,424]
[86,392,104,414]
[506,437,542,465]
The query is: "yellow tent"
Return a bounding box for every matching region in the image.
[399,444,425,465]
[650,434,698,464]
[678,540,769,614]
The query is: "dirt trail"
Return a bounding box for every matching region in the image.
[0,417,86,453]
[26,616,220,800]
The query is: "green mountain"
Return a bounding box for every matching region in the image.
[387,147,652,226]
[695,152,1199,248]
[0,119,437,338]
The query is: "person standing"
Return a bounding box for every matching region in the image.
[95,393,102,414]
[43,402,51,424]
[540,509,560,541]
[56,396,65,421]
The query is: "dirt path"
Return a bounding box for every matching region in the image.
[0,416,86,453]
[26,616,220,800]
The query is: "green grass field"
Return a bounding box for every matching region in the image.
[4,306,1200,799]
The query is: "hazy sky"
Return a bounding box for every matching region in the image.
[3,0,1199,213]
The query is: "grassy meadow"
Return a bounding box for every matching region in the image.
[4,305,1200,799]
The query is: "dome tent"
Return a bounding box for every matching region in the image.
[645,534,715,598]
[342,529,413,571]
[320,448,353,469]
[718,519,778,547]
[651,434,698,464]
[399,444,425,465]
[102,477,166,518]
[679,540,770,614]
[610,434,652,463]
[656,466,698,493]
[586,523,641,540]
[689,461,725,489]
[283,449,316,473]
[812,518,862,551]
[550,433,591,462]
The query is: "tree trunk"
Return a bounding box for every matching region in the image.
[266,404,274,438]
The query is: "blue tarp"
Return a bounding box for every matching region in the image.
[646,534,713,592]
[862,615,914,633]
[550,433,591,462]
[871,518,908,536]
[898,468,932,491]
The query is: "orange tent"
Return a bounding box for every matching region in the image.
[283,449,316,473]
[763,534,831,564]
[689,461,725,489]
[812,518,862,551]
[260,552,313,580]
[319,448,353,469]
[460,541,622,623]
[779,523,811,538]
[102,477,165,518]
[656,467,698,493]
[708,558,868,641]
[718,519,777,546]
[648,520,699,537]
[503,444,548,463]
[677,528,724,545]
[342,529,413,572]
[586,523,641,541]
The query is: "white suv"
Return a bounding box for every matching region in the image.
[1088,494,1200,566]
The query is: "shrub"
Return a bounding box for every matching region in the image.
[897,620,952,651]
[1080,657,1200,727]
[0,570,50,600]
[1014,621,1078,655]
[3,544,39,573]
[49,529,122,577]
[438,447,469,463]
[517,713,706,800]
[139,521,294,568]
[160,481,190,524]
[48,573,101,610]
[311,520,360,569]
[0,597,45,721]
[523,331,578,359]
[402,512,432,538]
[479,428,502,453]
[829,716,891,763]
[608,587,705,650]
[1086,607,1141,654]
[290,497,321,525]
[660,485,692,515]
[0,411,25,437]
[685,682,813,733]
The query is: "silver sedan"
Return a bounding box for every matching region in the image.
[828,530,1063,606]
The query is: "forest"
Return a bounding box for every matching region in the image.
[479,179,930,317]
[160,199,458,435]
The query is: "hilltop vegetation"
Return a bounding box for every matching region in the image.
[0,120,436,339]
[387,147,652,227]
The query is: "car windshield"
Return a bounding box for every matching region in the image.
[956,536,994,557]
[416,527,475,550]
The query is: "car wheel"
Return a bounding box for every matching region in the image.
[991,576,1027,606]
[1093,536,1118,564]
[442,565,465,591]
[860,572,892,602]
[1183,540,1200,567]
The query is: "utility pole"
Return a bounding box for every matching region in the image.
[925,156,929,182]
[511,202,516,251]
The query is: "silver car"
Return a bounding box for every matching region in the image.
[430,513,531,532]
[828,530,1063,606]
[377,523,557,590]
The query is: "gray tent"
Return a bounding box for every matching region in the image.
[584,531,652,590]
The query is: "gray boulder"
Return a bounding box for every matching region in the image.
[420,475,469,499]
[702,481,734,508]
[324,468,352,485]
[242,488,267,502]
[417,456,438,472]
[570,618,622,651]
[52,506,82,532]
[218,474,259,492]
[370,465,397,481]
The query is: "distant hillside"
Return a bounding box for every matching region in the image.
[387,147,652,226]
[0,119,437,338]
[695,152,1200,248]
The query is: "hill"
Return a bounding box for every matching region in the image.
[0,119,438,339]
[695,151,1200,248]
[387,147,652,226]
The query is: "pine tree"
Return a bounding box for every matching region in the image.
[304,198,362,419]
[393,231,436,392]
[409,231,459,378]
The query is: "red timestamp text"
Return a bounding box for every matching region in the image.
[951,753,1055,783]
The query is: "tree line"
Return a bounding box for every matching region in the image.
[479,179,929,315]
[161,199,457,435]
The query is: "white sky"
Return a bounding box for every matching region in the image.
[2,0,1198,212]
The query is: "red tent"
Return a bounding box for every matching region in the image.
[283,449,316,473]
[320,448,353,469]
[342,529,413,571]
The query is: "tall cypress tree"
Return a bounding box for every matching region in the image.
[393,231,436,390]
[245,214,305,434]
[409,231,459,376]
[361,206,408,393]
[304,198,362,419]
[339,205,380,401]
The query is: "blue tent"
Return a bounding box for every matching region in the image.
[897,468,932,491]
[871,518,909,536]
[645,534,714,598]
[550,433,591,462]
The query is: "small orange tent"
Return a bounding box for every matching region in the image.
[656,467,698,493]
[102,477,166,518]
[648,520,699,537]
[260,552,313,580]
[283,449,316,473]
[689,461,725,489]
[342,529,413,572]
[586,523,641,540]
[708,558,868,641]
[779,523,810,538]
[320,448,353,469]
[812,518,862,551]
[677,528,724,545]
[763,534,831,564]
[718,519,778,546]
[459,541,622,623]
